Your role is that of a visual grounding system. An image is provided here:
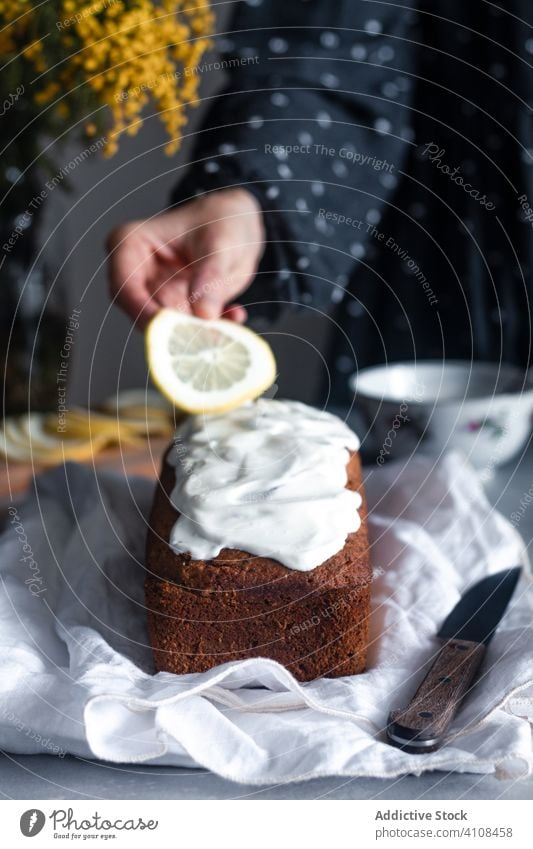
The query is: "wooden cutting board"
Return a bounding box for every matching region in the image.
[0,437,169,513]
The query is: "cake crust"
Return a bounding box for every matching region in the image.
[145,448,371,681]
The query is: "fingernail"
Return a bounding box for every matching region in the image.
[194,301,219,320]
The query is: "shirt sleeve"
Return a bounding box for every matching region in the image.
[171,0,417,321]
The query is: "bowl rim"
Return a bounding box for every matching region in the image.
[350,359,532,404]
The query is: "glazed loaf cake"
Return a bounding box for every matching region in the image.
[145,400,371,682]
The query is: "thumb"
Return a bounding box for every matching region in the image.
[189,257,235,319]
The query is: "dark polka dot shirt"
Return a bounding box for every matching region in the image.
[172,0,533,405]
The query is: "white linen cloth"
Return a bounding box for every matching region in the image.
[0,453,532,784]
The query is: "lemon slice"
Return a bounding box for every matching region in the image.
[0,415,108,464]
[145,310,276,414]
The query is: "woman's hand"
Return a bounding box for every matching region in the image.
[106,188,265,329]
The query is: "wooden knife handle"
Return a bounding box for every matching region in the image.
[387,638,486,753]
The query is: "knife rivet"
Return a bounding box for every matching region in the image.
[418,711,433,718]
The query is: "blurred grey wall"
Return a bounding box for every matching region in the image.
[44,8,332,409]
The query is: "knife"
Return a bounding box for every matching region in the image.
[387,566,521,754]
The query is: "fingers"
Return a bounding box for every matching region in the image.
[188,232,262,320]
[106,190,265,329]
[188,254,231,319]
[186,191,265,320]
[107,221,192,328]
[223,303,248,323]
[148,269,191,313]
[107,224,159,329]
[189,262,257,320]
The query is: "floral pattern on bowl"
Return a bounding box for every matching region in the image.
[464,417,507,439]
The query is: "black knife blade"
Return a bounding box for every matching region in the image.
[438,567,521,645]
[387,566,521,754]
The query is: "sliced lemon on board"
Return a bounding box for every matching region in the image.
[0,415,108,464]
[0,389,178,466]
[145,310,276,414]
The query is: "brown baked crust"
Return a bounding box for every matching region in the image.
[145,446,371,682]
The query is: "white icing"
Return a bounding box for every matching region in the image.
[167,399,362,571]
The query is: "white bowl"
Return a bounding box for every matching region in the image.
[349,360,533,471]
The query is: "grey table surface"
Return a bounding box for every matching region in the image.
[1,442,532,801]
